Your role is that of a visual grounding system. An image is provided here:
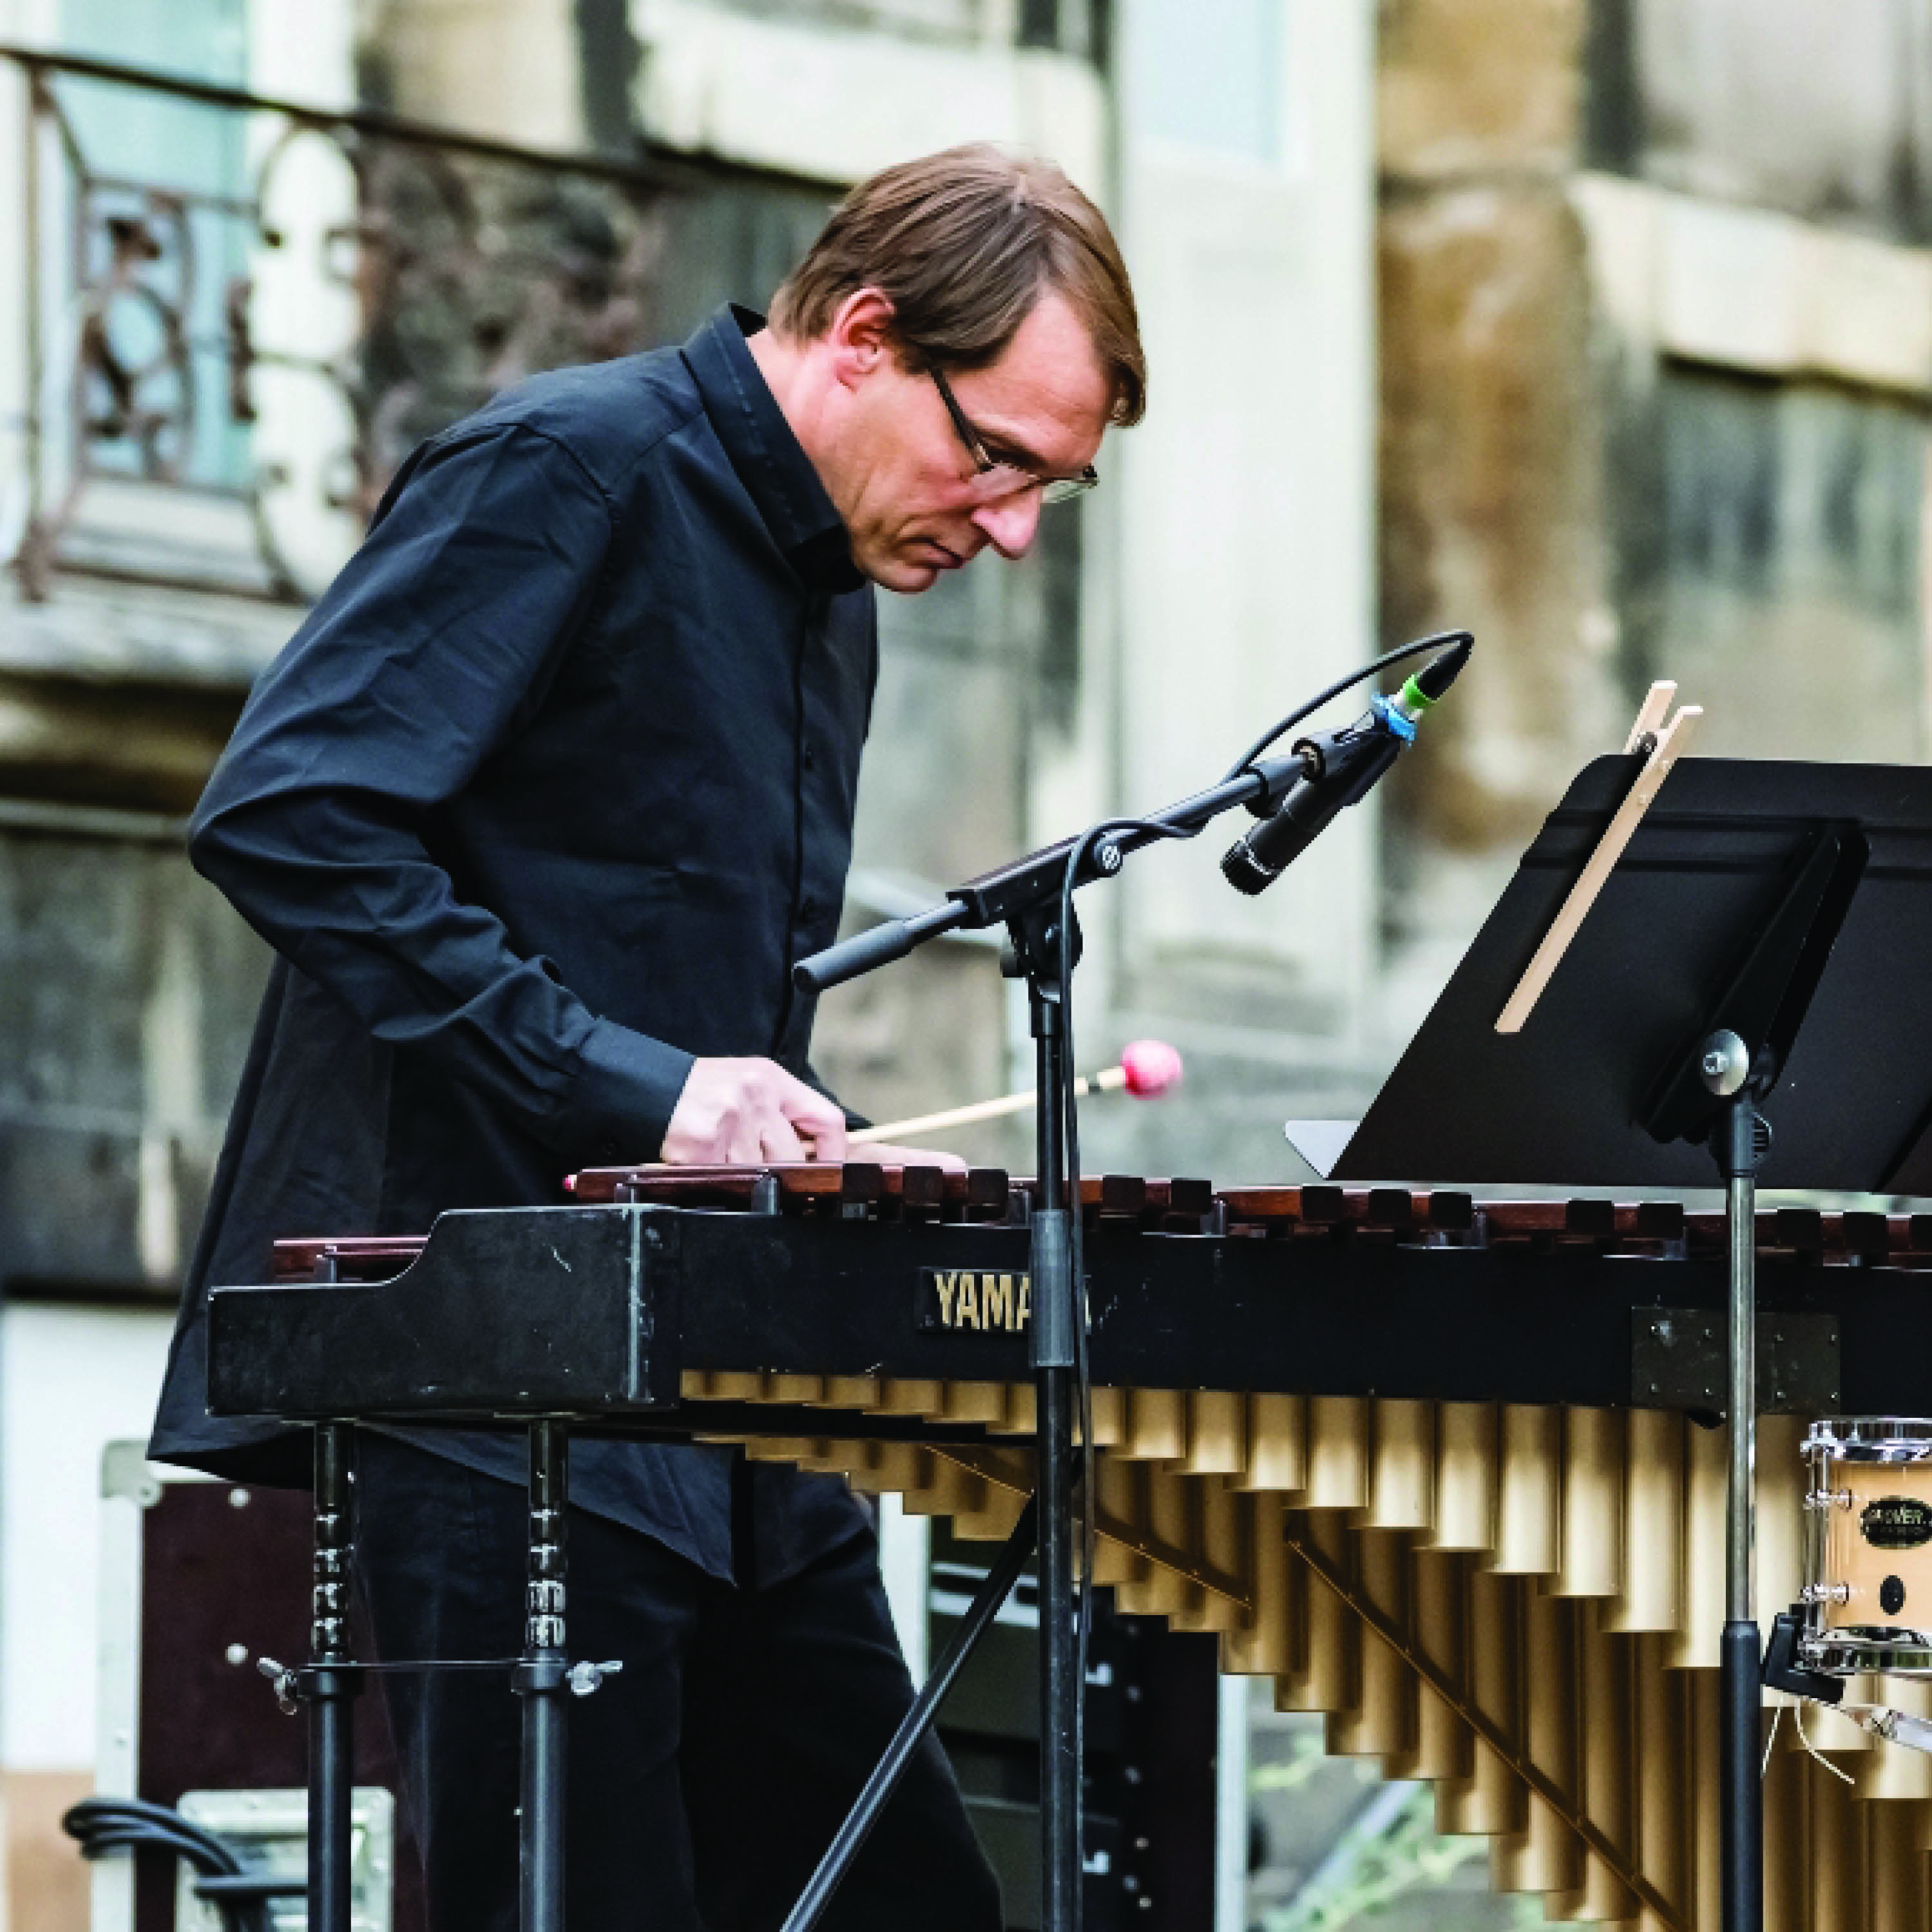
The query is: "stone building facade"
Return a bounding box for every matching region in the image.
[1379,0,1932,1018]
[4,0,1929,1925]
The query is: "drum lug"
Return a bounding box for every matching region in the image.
[1804,1487,1853,1512]
[1802,1581,1851,1605]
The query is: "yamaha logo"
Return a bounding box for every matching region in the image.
[916,1268,1031,1334]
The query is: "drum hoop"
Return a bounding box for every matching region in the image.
[1801,1628,1932,1677]
[1805,1418,1932,1461]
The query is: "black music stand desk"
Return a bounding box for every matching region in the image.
[1332,755,1932,1191]
[1323,752,1932,1932]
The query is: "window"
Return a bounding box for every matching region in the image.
[1611,365,1929,761]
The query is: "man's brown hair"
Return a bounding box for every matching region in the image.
[770,144,1145,427]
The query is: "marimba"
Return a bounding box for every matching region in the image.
[211,1164,1932,1932]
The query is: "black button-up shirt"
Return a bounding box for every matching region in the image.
[149,309,878,1583]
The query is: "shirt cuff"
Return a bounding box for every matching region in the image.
[557,1017,696,1167]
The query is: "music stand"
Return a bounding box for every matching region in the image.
[1321,752,1932,1932]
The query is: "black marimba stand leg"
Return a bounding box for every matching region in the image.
[308,1421,360,1932]
[515,1419,570,1932]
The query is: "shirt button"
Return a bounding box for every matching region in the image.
[799,895,819,921]
[802,744,818,771]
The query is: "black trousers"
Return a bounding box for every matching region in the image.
[355,1433,1003,1931]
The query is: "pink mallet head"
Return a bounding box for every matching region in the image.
[1121,1038,1183,1099]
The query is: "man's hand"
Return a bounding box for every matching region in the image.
[850,1143,967,1172]
[661,1058,850,1165]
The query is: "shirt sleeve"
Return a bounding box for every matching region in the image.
[803,599,880,1136]
[189,423,695,1164]
[801,1062,871,1134]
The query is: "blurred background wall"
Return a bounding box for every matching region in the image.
[0,0,1926,1925]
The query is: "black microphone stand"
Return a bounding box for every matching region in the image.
[782,746,1308,1932]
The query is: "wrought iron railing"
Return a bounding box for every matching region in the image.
[2,46,832,605]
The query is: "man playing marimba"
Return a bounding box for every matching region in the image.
[148,144,1145,1929]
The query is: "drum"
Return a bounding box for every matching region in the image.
[1800,1418,1932,1675]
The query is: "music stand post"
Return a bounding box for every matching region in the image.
[1710,1058,1768,1932]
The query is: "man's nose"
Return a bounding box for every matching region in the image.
[970,490,1043,559]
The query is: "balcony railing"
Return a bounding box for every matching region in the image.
[1,46,833,606]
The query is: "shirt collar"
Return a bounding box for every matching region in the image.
[682,305,863,596]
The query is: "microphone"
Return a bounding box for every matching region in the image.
[1221,636,1472,896]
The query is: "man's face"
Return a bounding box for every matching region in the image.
[825,292,1115,594]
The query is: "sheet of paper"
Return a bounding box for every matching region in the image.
[1282,1120,1359,1180]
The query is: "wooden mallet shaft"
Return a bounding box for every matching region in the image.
[848,1038,1182,1145]
[850,1068,1127,1144]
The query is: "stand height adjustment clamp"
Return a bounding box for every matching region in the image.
[569,1659,622,1697]
[260,1657,300,1716]
[1701,1031,1774,1179]
[1029,1210,1075,1372]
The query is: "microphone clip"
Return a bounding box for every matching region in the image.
[1220,695,1416,897]
[1243,740,1321,819]
[1370,692,1417,745]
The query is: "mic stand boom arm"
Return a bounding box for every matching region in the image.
[792,749,1308,997]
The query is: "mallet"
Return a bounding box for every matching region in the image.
[849,1038,1183,1145]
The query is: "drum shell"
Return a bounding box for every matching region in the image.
[1801,1420,1932,1676]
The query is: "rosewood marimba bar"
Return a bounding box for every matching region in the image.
[212,1164,1932,1931]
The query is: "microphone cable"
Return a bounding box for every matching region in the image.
[62,1795,300,1932]
[1219,629,1473,785]
[1054,811,1200,1869]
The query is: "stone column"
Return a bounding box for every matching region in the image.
[1378,0,1623,976]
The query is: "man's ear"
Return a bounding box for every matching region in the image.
[825,287,900,392]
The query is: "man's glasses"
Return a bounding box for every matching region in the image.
[928,365,1098,506]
